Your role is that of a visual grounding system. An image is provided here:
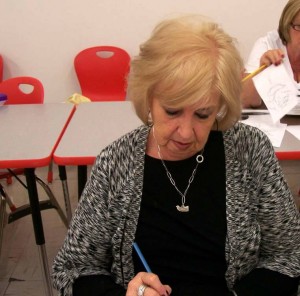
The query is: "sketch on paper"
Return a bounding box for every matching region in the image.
[253,64,298,123]
[266,83,290,111]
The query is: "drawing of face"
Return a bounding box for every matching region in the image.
[267,84,290,109]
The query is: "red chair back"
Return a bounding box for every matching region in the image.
[74,46,130,101]
[0,76,44,105]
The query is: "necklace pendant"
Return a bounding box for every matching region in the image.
[176,204,189,212]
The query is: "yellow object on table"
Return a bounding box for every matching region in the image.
[67,93,91,105]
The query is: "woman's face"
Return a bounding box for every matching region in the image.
[149,92,220,161]
[289,10,300,48]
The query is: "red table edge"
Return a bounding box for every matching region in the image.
[4,149,297,168]
[0,156,52,169]
[50,105,76,157]
[276,151,300,160]
[53,152,300,166]
[53,104,96,166]
[53,155,96,166]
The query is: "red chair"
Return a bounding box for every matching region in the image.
[74,46,130,101]
[0,76,44,105]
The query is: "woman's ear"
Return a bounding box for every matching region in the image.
[147,110,153,126]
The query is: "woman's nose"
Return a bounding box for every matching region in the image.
[177,120,194,139]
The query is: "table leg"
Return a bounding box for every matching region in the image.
[24,168,53,296]
[78,165,87,200]
[0,187,6,257]
[58,166,72,223]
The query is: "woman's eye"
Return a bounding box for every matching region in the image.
[165,109,179,116]
[196,113,210,119]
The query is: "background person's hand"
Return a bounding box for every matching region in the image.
[126,272,171,296]
[260,49,285,66]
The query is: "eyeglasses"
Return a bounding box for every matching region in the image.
[291,23,300,31]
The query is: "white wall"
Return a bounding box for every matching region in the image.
[0,0,287,102]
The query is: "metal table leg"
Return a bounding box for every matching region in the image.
[0,186,6,258]
[25,168,53,296]
[58,166,72,223]
[77,165,87,200]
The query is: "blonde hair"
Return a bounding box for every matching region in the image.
[127,14,244,130]
[278,0,300,44]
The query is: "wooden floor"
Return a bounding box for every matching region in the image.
[0,162,299,296]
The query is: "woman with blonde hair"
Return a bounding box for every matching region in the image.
[53,14,300,296]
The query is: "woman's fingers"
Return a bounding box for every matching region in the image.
[126,272,171,296]
[260,49,285,66]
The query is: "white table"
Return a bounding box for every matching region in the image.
[0,103,75,296]
[53,101,142,199]
[275,116,300,160]
[54,103,300,201]
[241,110,300,159]
[54,101,142,165]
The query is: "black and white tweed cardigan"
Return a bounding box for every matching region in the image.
[52,123,300,296]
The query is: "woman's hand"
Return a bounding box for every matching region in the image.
[126,272,172,296]
[260,49,285,66]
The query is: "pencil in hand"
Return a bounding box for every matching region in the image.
[133,242,152,273]
[242,64,267,82]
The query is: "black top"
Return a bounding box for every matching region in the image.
[134,131,230,294]
[133,130,299,296]
[72,129,299,296]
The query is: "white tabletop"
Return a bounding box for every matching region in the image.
[0,103,75,168]
[52,102,300,165]
[241,111,300,159]
[53,101,142,165]
[275,129,300,159]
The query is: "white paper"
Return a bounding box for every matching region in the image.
[286,98,300,115]
[253,64,298,123]
[240,114,287,147]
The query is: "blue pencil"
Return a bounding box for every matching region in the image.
[133,242,152,273]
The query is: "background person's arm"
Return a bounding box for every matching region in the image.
[241,48,285,108]
[241,77,263,108]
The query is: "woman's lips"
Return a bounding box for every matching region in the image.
[172,140,191,150]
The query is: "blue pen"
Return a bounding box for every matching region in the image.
[133,242,152,273]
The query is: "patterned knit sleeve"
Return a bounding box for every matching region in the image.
[51,126,148,296]
[240,123,300,277]
[51,149,117,296]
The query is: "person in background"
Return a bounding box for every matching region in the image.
[52,14,300,296]
[241,0,300,108]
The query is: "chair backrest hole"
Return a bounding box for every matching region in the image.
[96,51,114,58]
[18,84,34,94]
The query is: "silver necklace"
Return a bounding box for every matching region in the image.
[153,128,204,212]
